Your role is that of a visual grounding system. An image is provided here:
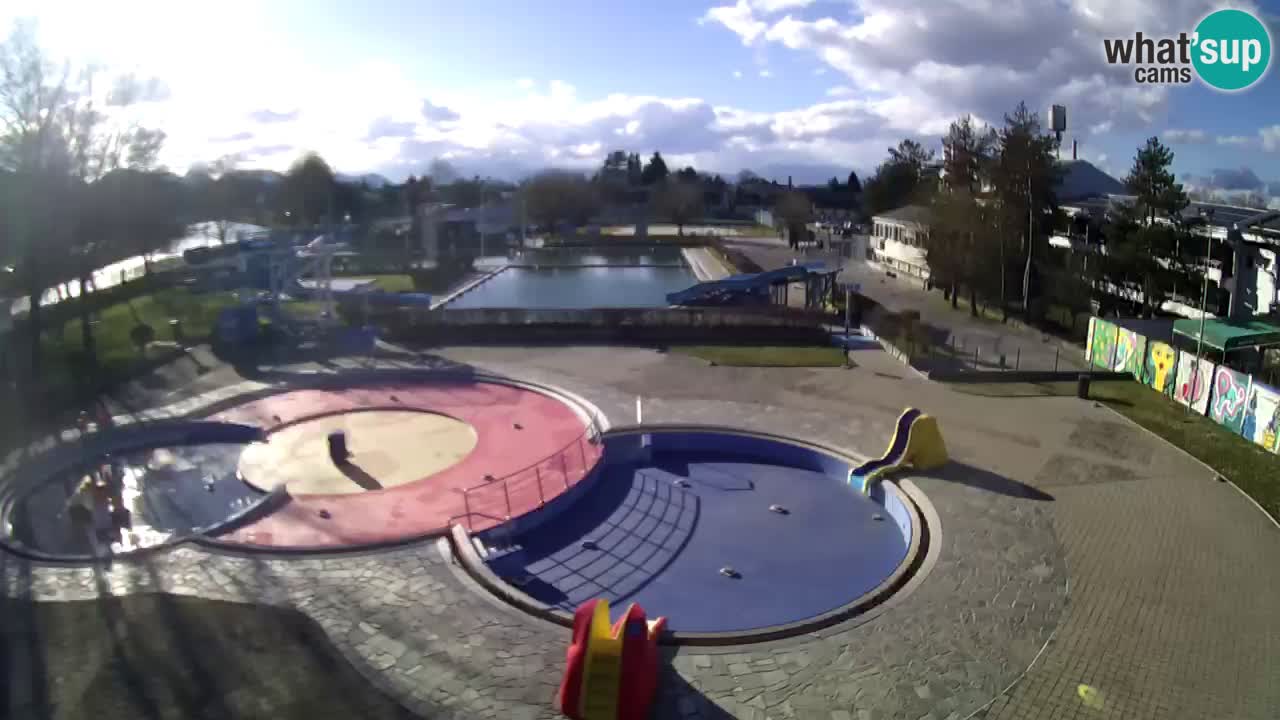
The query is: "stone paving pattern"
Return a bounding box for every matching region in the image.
[3,343,1279,719]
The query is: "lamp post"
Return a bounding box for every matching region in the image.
[1189,208,1215,414]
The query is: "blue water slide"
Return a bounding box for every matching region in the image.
[666,262,828,305]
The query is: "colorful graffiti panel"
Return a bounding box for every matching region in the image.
[1090,320,1117,369]
[1242,382,1280,453]
[1112,329,1146,379]
[1174,351,1214,415]
[1144,342,1178,398]
[1208,366,1252,435]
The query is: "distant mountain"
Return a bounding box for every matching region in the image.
[755,162,857,187]
[336,172,391,188]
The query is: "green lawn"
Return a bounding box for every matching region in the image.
[671,345,847,367]
[948,378,1280,521]
[365,274,415,293]
[42,288,240,377]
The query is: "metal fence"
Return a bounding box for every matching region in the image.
[450,421,604,532]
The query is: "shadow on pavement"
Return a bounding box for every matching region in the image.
[0,580,420,720]
[918,461,1054,501]
[653,650,739,719]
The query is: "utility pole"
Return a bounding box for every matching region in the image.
[1023,167,1033,316]
[1189,208,1214,415]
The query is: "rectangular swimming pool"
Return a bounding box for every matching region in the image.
[444,265,698,309]
[443,247,700,309]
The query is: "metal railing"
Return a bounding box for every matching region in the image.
[450,421,603,532]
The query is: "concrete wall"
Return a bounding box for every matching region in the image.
[371,306,832,344]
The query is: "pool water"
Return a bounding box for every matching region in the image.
[9,444,264,556]
[444,265,698,309]
[484,443,911,634]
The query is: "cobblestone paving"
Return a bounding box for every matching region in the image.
[5,344,1279,718]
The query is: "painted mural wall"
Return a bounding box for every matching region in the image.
[1112,329,1147,379]
[1242,382,1280,453]
[1175,351,1215,415]
[1090,319,1117,369]
[1082,316,1280,454]
[1144,342,1178,398]
[1208,366,1252,435]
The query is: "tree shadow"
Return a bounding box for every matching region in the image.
[651,650,740,719]
[0,556,421,720]
[916,461,1054,501]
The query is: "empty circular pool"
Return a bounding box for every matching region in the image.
[473,428,921,640]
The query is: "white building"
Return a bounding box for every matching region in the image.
[1051,199,1280,319]
[869,205,932,280]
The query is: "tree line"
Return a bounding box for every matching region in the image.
[857,100,1207,327]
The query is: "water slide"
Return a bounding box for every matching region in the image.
[665,262,828,306]
[849,407,948,493]
[557,599,666,720]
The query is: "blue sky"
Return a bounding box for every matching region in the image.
[4,0,1279,201]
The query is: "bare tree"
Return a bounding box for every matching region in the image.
[1,20,172,380]
[522,170,599,233]
[774,191,812,247]
[654,179,703,236]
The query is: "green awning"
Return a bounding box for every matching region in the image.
[1172,318,1280,352]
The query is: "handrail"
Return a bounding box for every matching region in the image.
[451,418,602,531]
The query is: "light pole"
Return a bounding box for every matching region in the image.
[1189,207,1215,414]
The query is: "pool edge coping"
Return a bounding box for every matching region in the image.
[0,370,612,564]
[444,424,933,647]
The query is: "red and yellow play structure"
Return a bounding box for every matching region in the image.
[556,599,667,720]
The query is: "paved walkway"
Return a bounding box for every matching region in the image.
[729,238,1087,373]
[3,343,1279,719]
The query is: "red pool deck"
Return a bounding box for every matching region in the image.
[207,381,602,549]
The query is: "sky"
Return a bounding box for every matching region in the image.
[3,0,1279,201]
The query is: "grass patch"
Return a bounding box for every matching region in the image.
[947,378,1280,520]
[42,288,240,378]
[365,274,415,293]
[671,345,846,367]
[2,593,416,720]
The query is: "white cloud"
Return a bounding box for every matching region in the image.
[516,78,535,90]
[733,70,743,79]
[1164,128,1208,144]
[1089,121,1113,135]
[1261,125,1280,152]
[702,0,1225,141]
[749,0,815,11]
[826,86,854,97]
[1216,135,1253,146]
[759,69,773,78]
[700,0,768,45]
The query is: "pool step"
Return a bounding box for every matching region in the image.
[478,540,526,565]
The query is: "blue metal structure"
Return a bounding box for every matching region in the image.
[665,262,829,306]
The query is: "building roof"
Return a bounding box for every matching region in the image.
[1112,317,1176,344]
[873,204,932,226]
[1056,160,1126,202]
[1172,317,1280,352]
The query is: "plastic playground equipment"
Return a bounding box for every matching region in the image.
[665,261,830,306]
[849,408,948,493]
[557,598,666,720]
